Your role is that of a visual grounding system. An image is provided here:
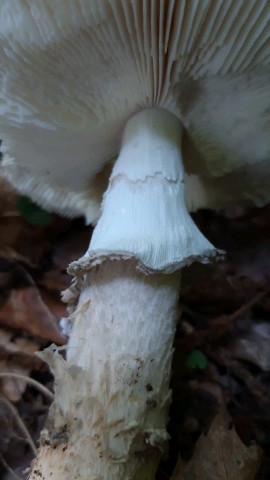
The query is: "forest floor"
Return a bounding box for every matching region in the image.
[0,177,269,480]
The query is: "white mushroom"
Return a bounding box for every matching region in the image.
[1,1,270,479]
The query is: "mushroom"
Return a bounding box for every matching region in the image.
[1,1,270,479]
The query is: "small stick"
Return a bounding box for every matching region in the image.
[0,394,37,456]
[0,373,54,401]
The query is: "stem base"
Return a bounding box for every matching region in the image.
[30,260,181,480]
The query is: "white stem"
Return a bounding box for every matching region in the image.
[29,109,217,480]
[30,260,180,480]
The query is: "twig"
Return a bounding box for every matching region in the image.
[0,455,23,480]
[211,288,270,326]
[0,211,21,218]
[0,394,37,456]
[176,287,270,349]
[0,373,54,401]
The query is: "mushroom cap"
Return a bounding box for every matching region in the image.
[1,0,270,221]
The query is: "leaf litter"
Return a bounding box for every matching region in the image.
[0,174,270,479]
[172,407,262,480]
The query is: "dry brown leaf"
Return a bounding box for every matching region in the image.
[0,287,66,344]
[39,290,67,322]
[38,229,90,293]
[172,410,262,480]
[0,174,70,267]
[0,329,44,372]
[0,173,17,213]
[0,257,66,344]
[232,322,270,371]
[0,330,38,354]
[0,333,41,401]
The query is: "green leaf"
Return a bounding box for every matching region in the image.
[186,350,208,370]
[17,195,53,226]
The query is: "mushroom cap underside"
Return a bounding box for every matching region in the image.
[1,0,270,221]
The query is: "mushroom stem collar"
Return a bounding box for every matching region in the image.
[70,108,219,276]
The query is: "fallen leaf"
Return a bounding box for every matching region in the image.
[0,333,42,402]
[0,287,66,344]
[232,322,270,371]
[172,410,262,480]
[0,257,66,344]
[0,174,18,213]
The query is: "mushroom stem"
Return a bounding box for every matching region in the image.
[29,108,217,479]
[31,260,180,480]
